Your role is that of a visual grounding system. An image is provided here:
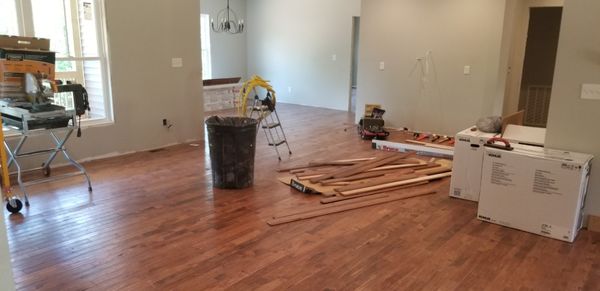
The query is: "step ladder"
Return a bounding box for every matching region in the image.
[250,94,292,160]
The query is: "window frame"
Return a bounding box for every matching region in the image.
[200,13,212,80]
[6,0,113,124]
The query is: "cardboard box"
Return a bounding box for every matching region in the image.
[0,35,55,99]
[502,124,546,147]
[478,144,593,242]
[364,104,381,117]
[449,127,498,201]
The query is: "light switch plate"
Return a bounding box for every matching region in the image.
[171,58,183,68]
[581,83,600,100]
[463,65,471,75]
[379,61,385,71]
[332,54,337,61]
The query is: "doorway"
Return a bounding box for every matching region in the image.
[349,16,360,113]
[518,7,563,127]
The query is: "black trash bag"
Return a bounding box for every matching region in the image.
[205,116,258,189]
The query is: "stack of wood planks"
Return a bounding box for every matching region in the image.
[269,153,452,226]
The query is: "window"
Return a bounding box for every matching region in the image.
[200,14,212,80]
[0,0,112,122]
[0,0,19,35]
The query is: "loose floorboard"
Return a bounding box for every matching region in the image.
[3,103,600,290]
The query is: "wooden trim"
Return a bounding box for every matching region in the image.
[414,166,451,176]
[319,170,399,185]
[267,189,437,226]
[308,157,376,166]
[366,163,424,172]
[339,172,452,196]
[314,152,414,183]
[333,174,418,193]
[273,193,392,219]
[320,181,429,204]
[276,157,373,172]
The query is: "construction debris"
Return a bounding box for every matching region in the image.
[270,153,452,225]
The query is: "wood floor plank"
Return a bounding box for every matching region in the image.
[2,103,599,290]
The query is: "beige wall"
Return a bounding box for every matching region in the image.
[7,0,205,167]
[246,0,361,111]
[201,0,247,79]
[357,0,507,135]
[546,0,600,216]
[0,1,204,286]
[0,217,15,291]
[503,0,564,116]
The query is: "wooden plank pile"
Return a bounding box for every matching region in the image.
[268,153,452,226]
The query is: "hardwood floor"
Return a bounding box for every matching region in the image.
[3,103,600,290]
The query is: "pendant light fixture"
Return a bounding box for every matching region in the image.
[211,0,244,34]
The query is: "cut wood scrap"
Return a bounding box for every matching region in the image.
[277,175,338,196]
[289,169,307,174]
[273,193,392,219]
[310,153,414,183]
[321,181,429,204]
[339,172,452,196]
[322,181,353,186]
[334,173,419,193]
[414,166,452,176]
[319,170,392,185]
[295,167,344,178]
[267,189,437,226]
[330,153,414,179]
[277,164,328,173]
[404,139,454,150]
[308,157,376,167]
[367,163,429,172]
[297,174,324,180]
[309,155,400,183]
[320,168,415,185]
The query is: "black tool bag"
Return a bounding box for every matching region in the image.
[57,83,90,116]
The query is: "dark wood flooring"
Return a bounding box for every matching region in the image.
[3,103,600,290]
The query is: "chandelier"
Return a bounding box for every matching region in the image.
[211,0,244,34]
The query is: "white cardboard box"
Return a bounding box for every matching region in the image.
[478,144,593,242]
[503,124,546,147]
[449,127,498,201]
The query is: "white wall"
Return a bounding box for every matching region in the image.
[357,0,507,135]
[201,0,247,79]
[246,0,361,111]
[0,217,15,291]
[545,0,600,216]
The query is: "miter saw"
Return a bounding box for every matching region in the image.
[0,72,89,132]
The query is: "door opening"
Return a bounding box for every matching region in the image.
[518,7,562,127]
[349,16,360,113]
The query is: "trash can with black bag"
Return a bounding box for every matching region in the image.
[205,116,258,189]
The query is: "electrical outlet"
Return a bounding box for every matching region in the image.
[288,86,292,95]
[332,54,337,61]
[581,83,600,100]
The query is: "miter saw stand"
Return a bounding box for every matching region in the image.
[1,74,92,212]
